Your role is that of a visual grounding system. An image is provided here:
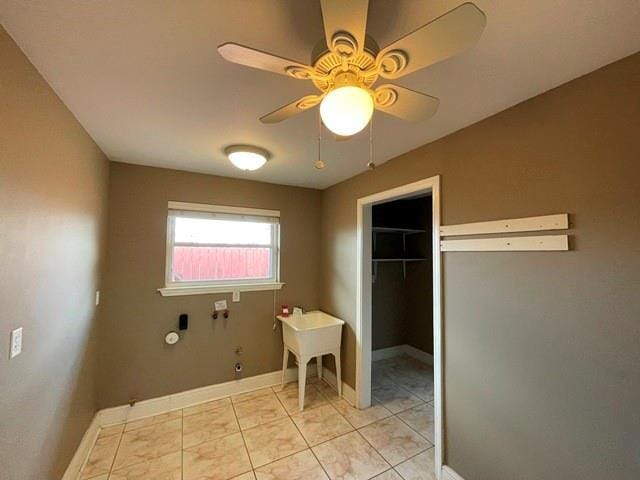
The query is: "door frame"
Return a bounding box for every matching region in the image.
[355,175,443,475]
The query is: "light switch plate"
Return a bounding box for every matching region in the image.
[95,290,100,306]
[10,327,22,359]
[232,290,240,302]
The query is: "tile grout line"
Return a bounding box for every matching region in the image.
[365,360,434,471]
[230,396,256,475]
[93,358,431,479]
[393,444,435,479]
[239,391,309,475]
[274,376,409,470]
[371,358,434,476]
[196,383,343,477]
[114,415,184,476]
[352,428,392,471]
[394,410,433,444]
[275,379,335,480]
[105,427,125,478]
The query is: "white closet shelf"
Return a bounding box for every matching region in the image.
[372,227,426,234]
[372,258,426,262]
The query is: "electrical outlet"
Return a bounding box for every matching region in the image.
[232,290,240,302]
[10,327,22,359]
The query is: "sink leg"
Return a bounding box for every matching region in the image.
[281,348,289,388]
[298,355,308,411]
[317,355,323,381]
[333,349,342,397]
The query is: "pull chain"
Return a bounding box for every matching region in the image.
[315,112,325,170]
[367,116,376,169]
[272,288,278,330]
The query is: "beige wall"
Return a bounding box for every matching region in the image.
[320,53,640,480]
[0,27,109,480]
[99,163,321,407]
[3,17,638,479]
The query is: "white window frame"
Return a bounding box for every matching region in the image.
[158,201,284,296]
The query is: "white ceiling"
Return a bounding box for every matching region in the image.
[2,1,639,189]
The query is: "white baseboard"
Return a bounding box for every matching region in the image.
[61,414,101,480]
[98,367,309,427]
[64,365,315,479]
[371,345,406,362]
[441,465,466,480]
[404,344,434,365]
[372,344,434,365]
[320,367,357,406]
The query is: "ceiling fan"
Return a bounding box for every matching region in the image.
[218,1,486,137]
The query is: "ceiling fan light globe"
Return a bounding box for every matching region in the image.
[320,86,373,136]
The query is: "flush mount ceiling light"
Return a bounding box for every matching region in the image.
[225,145,270,171]
[218,1,486,137]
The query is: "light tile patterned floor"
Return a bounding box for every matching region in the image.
[80,355,434,480]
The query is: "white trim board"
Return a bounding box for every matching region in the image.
[356,175,443,476]
[441,234,568,252]
[158,282,284,296]
[441,465,467,480]
[321,367,357,406]
[440,213,568,236]
[371,345,406,362]
[64,365,320,480]
[167,201,280,218]
[372,344,434,365]
[98,366,313,427]
[61,415,101,480]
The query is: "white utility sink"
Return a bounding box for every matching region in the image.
[277,310,344,411]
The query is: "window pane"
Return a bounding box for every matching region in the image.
[172,246,271,282]
[174,217,272,245]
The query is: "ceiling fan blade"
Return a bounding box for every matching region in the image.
[260,95,323,124]
[374,84,439,122]
[377,2,486,79]
[320,0,369,55]
[218,42,313,79]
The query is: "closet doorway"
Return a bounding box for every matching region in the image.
[355,176,442,474]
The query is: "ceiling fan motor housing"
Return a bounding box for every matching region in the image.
[310,34,380,92]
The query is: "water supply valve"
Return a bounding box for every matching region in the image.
[212,299,229,319]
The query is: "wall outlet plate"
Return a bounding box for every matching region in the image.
[10,327,22,358]
[214,300,228,311]
[232,290,240,302]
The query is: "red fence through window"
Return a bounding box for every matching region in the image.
[172,246,270,281]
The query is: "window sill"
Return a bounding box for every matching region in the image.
[157,282,284,297]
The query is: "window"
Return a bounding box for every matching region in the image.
[159,202,282,296]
